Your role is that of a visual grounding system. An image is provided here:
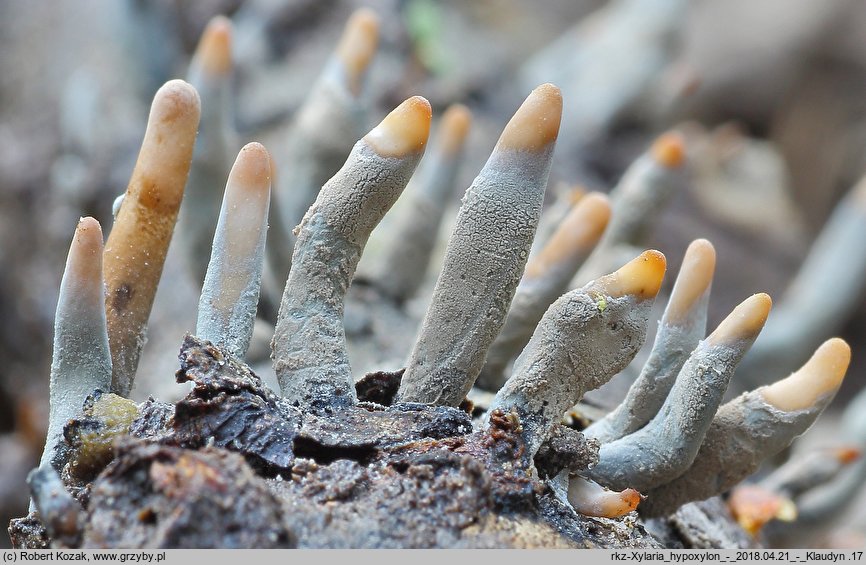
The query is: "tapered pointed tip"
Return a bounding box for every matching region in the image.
[651,131,685,168]
[707,293,772,346]
[497,83,562,152]
[335,8,380,94]
[193,15,233,76]
[151,80,201,126]
[761,338,850,411]
[438,104,472,156]
[364,96,432,157]
[228,142,272,196]
[68,217,104,288]
[595,250,667,300]
[664,239,716,324]
[524,192,611,280]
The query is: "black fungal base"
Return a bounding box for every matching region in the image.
[9,336,757,549]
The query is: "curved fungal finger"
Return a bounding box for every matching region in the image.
[588,293,772,492]
[196,143,271,359]
[575,131,686,284]
[267,8,380,293]
[641,337,849,517]
[104,80,201,397]
[476,193,611,391]
[585,239,715,442]
[488,250,665,457]
[567,476,642,518]
[41,218,112,473]
[181,15,237,286]
[272,97,431,409]
[371,104,473,302]
[396,84,563,407]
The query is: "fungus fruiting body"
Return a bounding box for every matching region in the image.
[14,7,860,550]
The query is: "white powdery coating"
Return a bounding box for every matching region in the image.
[42,238,112,472]
[396,147,552,407]
[585,292,709,443]
[476,226,598,392]
[272,141,421,408]
[489,289,653,458]
[641,390,831,517]
[196,176,269,358]
[371,150,463,301]
[588,339,744,492]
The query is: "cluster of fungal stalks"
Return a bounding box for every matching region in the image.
[16,9,860,549]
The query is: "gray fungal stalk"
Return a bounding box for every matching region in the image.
[585,238,716,443]
[641,338,850,517]
[396,83,563,407]
[489,250,666,458]
[196,143,271,359]
[272,97,431,410]
[587,293,772,492]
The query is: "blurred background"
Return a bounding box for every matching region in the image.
[2,0,866,548]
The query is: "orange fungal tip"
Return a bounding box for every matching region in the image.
[229,142,272,194]
[664,239,716,324]
[151,80,201,125]
[364,96,432,157]
[651,131,685,169]
[69,217,104,281]
[568,477,642,518]
[761,338,850,411]
[194,15,233,76]
[438,104,472,156]
[596,250,667,300]
[706,293,772,346]
[524,192,610,280]
[836,447,861,465]
[335,8,380,94]
[729,485,797,537]
[497,83,562,152]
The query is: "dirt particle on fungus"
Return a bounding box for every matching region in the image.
[111,284,135,311]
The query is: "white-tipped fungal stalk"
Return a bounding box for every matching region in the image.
[489,250,666,457]
[196,142,271,359]
[267,8,380,296]
[576,132,686,284]
[103,80,200,397]
[585,239,716,443]
[641,338,850,517]
[588,293,772,492]
[476,192,611,391]
[370,104,472,302]
[41,217,112,473]
[396,84,563,407]
[272,96,431,409]
[181,15,237,286]
[567,476,642,518]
